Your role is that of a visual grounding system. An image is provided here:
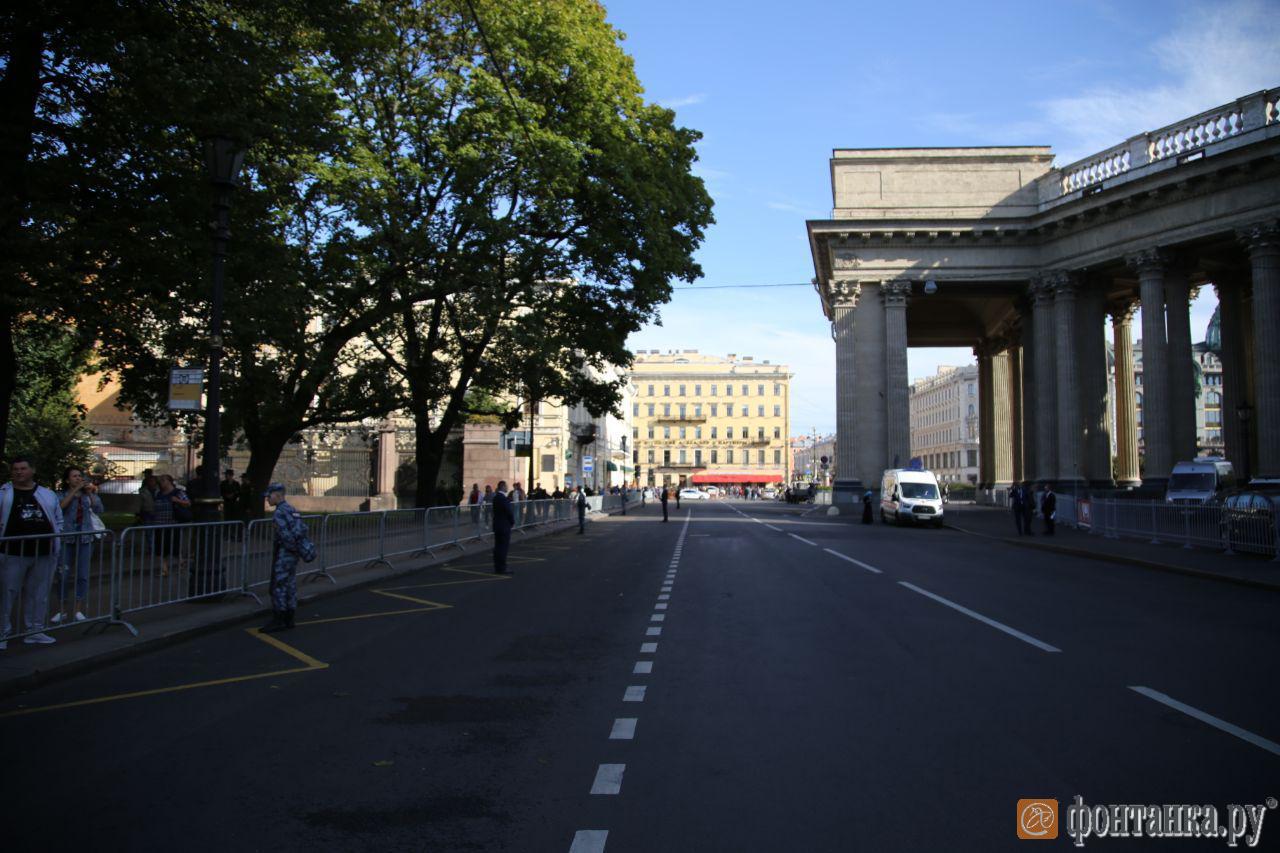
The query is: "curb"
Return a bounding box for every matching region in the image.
[0,518,584,702]
[945,523,1280,593]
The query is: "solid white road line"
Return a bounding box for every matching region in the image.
[650,613,666,622]
[633,661,653,674]
[789,533,818,546]
[823,548,883,574]
[764,524,781,532]
[624,686,646,702]
[640,642,658,653]
[1129,686,1280,757]
[897,582,1061,653]
[590,764,626,794]
[610,718,638,740]
[646,627,662,636]
[569,829,608,853]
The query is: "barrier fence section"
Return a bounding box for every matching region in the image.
[1,496,633,644]
[1087,498,1279,559]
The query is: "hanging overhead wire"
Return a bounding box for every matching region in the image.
[458,0,538,152]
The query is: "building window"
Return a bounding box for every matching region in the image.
[757,427,765,440]
[633,450,638,464]
[695,450,702,465]
[968,383,975,397]
[711,404,718,417]
[774,383,781,395]
[663,426,671,438]
[663,450,670,465]
[726,404,734,417]
[757,405,764,417]
[1205,391,1221,406]
[757,450,765,464]
[647,427,655,439]
[632,427,638,439]
[711,384,718,396]
[694,404,702,417]
[711,450,718,464]
[774,449,781,464]
[679,384,686,396]
[742,384,749,396]
[773,405,780,417]
[695,384,701,396]
[632,403,639,417]
[1206,410,1222,426]
[726,449,734,463]
[647,384,654,396]
[664,385,670,396]
[679,427,687,439]
[758,384,764,396]
[679,404,686,417]
[695,427,702,439]
[663,403,671,416]
[727,427,734,439]
[647,404,655,417]
[679,449,687,463]
[726,385,733,396]
[647,449,655,463]
[1135,393,1143,408]
[774,427,780,439]
[711,427,718,438]
[967,404,975,417]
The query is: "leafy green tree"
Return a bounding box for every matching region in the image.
[4,318,93,484]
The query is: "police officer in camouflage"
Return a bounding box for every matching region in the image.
[261,483,308,633]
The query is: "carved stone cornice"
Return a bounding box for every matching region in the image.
[1125,247,1171,276]
[1236,219,1280,255]
[831,250,860,271]
[882,279,911,307]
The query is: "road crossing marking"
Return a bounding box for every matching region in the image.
[633,661,653,674]
[624,686,646,702]
[658,594,670,601]
[646,627,662,636]
[610,718,637,740]
[1129,686,1280,757]
[569,830,608,853]
[650,613,666,622]
[655,603,668,610]
[897,582,1061,653]
[640,642,658,653]
[789,533,818,546]
[822,548,883,574]
[590,763,626,794]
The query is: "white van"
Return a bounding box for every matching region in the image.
[880,469,945,527]
[1165,458,1233,504]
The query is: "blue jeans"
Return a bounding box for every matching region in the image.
[57,539,94,605]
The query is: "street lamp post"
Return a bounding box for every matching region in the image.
[199,136,245,521]
[1237,400,1254,485]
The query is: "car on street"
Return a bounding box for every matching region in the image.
[880,468,945,527]
[702,485,721,497]
[678,487,710,501]
[762,487,777,499]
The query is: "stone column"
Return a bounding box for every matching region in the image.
[1019,301,1038,484]
[1164,269,1198,460]
[992,348,1014,491]
[1077,280,1112,487]
[1029,277,1058,484]
[854,282,887,490]
[883,280,912,469]
[1214,279,1247,482]
[1126,249,1174,489]
[371,418,399,510]
[975,342,994,493]
[1110,302,1140,487]
[1050,271,1084,490]
[831,280,862,502]
[1008,343,1024,484]
[1239,221,1280,480]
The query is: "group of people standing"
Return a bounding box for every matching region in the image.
[1009,483,1056,536]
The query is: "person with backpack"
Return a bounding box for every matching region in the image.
[261,483,313,632]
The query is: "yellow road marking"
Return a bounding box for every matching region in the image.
[0,630,327,719]
[367,590,454,608]
[381,577,504,591]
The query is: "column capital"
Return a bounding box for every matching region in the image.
[1108,298,1138,325]
[973,339,997,359]
[1236,219,1280,256]
[1045,269,1082,300]
[827,279,861,307]
[1125,247,1172,275]
[1027,276,1056,306]
[882,279,911,307]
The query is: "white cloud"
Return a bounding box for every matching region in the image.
[659,93,707,109]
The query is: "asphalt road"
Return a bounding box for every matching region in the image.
[4,499,1277,851]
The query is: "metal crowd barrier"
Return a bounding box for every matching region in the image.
[1,497,638,646]
[1088,498,1280,559]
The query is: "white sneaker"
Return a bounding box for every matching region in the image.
[74,611,87,622]
[50,612,65,625]
[23,632,56,645]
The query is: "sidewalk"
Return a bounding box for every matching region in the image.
[0,512,602,700]
[943,505,1280,592]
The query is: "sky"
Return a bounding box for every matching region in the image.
[607,0,1280,436]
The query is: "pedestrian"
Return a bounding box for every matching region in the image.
[220,468,241,521]
[237,473,258,519]
[575,486,587,534]
[52,466,104,625]
[261,483,312,632]
[491,480,514,574]
[861,490,874,524]
[153,474,191,578]
[1041,485,1057,536]
[1022,481,1036,536]
[483,484,494,503]
[468,483,481,530]
[675,486,681,510]
[1009,484,1026,535]
[1,455,65,648]
[137,470,157,525]
[659,486,670,522]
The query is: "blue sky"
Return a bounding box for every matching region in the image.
[611,0,1280,435]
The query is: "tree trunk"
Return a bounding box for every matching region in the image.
[243,430,291,520]
[414,418,452,508]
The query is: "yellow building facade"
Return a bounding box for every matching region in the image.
[630,351,791,490]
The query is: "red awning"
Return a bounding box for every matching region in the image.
[690,471,783,484]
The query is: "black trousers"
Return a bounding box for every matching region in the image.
[661,501,669,521]
[493,528,511,572]
[1012,508,1025,535]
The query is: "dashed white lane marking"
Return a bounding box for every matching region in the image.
[898,581,1061,653]
[569,830,608,853]
[655,603,668,610]
[610,718,638,740]
[633,661,653,674]
[789,533,818,546]
[646,627,662,636]
[1129,686,1280,757]
[624,686,646,701]
[657,594,670,601]
[650,614,666,622]
[640,642,658,653]
[591,764,626,794]
[764,524,781,531]
[823,548,883,574]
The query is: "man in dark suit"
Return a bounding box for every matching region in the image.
[492,480,515,574]
[1041,486,1057,536]
[659,486,669,522]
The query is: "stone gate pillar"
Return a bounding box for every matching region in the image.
[1110,301,1140,488]
[884,280,912,469]
[1165,268,1198,461]
[1127,249,1174,489]
[1239,220,1280,480]
[831,280,862,502]
[1029,277,1058,484]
